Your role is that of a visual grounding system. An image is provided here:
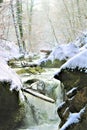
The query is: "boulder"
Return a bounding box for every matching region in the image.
[39,43,79,68]
[0,60,25,130]
[54,50,87,130]
[0,81,25,130]
[54,68,87,130]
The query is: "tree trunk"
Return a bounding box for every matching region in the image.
[16,0,26,52]
[10,0,22,53]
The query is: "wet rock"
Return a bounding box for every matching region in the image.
[54,68,87,90]
[54,68,87,130]
[66,88,77,98]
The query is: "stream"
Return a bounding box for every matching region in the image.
[16,68,63,130]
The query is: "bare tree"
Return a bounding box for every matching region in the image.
[47,13,59,44]
[26,0,34,51]
[10,0,22,53]
[16,0,26,52]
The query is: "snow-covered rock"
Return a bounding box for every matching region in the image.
[61,108,85,130]
[39,31,87,68]
[48,43,79,61]
[54,48,87,130]
[0,59,25,130]
[0,59,23,91]
[57,49,87,72]
[39,43,79,68]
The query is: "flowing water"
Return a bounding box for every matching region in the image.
[17,68,63,130]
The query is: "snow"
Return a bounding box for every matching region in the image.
[39,31,87,65]
[60,107,85,130]
[0,59,22,91]
[66,87,77,95]
[58,101,65,109]
[79,44,87,51]
[47,43,79,62]
[54,49,87,77]
[60,49,87,70]
[74,31,87,47]
[0,39,23,61]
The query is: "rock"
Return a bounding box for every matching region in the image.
[40,49,52,57]
[54,68,87,130]
[40,59,66,68]
[39,42,79,68]
[0,60,25,130]
[66,88,77,98]
[0,81,25,130]
[54,67,87,91]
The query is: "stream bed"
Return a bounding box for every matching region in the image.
[16,68,62,130]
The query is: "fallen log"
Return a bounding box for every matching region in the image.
[22,88,55,103]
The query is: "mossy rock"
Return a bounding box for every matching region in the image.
[16,68,26,74]
[16,66,45,75]
[8,57,32,68]
[0,81,25,130]
[40,59,66,68]
[8,59,17,68]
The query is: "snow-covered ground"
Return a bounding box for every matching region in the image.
[0,39,22,61]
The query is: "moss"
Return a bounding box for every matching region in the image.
[40,59,66,68]
[35,66,45,73]
[53,59,66,68]
[16,69,26,74]
[27,67,37,74]
[8,59,17,68]
[16,66,45,74]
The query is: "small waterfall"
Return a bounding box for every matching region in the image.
[18,68,63,130]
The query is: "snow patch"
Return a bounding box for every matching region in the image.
[66,87,77,95]
[58,101,65,109]
[61,107,85,130]
[0,59,22,91]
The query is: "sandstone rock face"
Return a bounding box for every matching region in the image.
[54,68,87,130]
